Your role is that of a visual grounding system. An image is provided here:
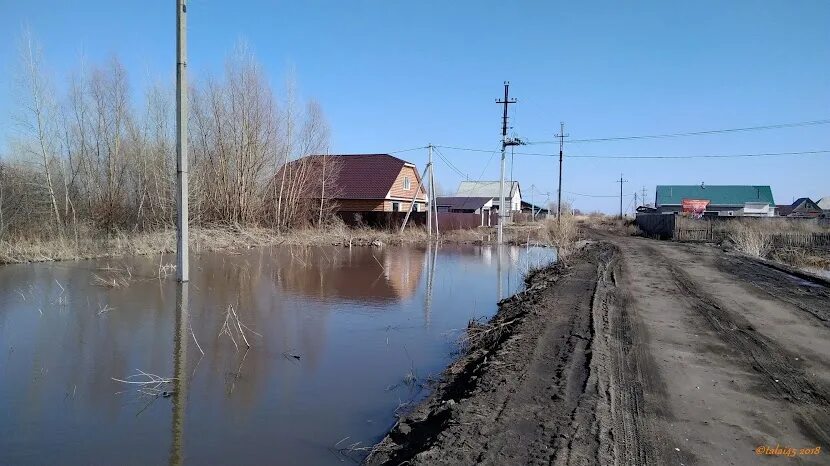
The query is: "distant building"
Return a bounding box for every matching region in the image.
[777,197,823,218]
[435,196,494,227]
[520,200,550,218]
[455,181,522,213]
[655,184,775,217]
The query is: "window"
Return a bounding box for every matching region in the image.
[403,176,411,190]
[392,202,400,212]
[413,203,419,212]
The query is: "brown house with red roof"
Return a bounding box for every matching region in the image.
[287,153,427,213]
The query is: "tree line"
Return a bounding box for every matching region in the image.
[0,32,339,241]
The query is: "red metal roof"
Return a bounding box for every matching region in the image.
[305,153,414,200]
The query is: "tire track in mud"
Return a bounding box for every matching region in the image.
[716,254,830,327]
[367,243,673,466]
[643,244,830,446]
[559,245,670,466]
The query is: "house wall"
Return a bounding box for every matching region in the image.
[335,199,386,212]
[383,200,427,212]
[511,190,521,211]
[389,166,427,201]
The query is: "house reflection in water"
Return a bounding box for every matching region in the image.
[273,246,426,303]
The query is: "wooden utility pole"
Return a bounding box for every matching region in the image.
[176,0,189,282]
[495,82,518,244]
[554,122,569,223]
[617,174,628,219]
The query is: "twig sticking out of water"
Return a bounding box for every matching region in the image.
[189,322,204,356]
[219,304,260,351]
[92,273,130,288]
[112,369,175,397]
[97,304,115,315]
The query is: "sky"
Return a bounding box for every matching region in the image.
[1,0,828,213]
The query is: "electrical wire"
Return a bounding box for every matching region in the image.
[388,145,428,154]
[433,146,469,180]
[565,190,636,198]
[435,145,830,160]
[526,119,830,145]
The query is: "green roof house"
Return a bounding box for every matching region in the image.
[655,184,776,217]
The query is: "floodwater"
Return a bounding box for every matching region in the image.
[0,244,554,465]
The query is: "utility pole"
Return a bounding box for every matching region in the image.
[642,185,647,207]
[426,144,433,237]
[495,82,519,244]
[554,122,569,224]
[617,174,628,219]
[176,0,189,282]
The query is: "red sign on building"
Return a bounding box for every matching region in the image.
[681,199,710,218]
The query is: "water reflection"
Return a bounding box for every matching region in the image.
[170,283,189,466]
[271,247,425,302]
[0,244,554,465]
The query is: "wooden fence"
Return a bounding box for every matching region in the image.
[675,226,714,242]
[770,233,830,250]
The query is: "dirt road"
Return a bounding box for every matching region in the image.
[368,237,830,465]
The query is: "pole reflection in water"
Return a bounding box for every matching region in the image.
[423,243,438,327]
[497,245,503,301]
[170,283,189,466]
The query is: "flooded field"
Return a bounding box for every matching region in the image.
[0,244,554,465]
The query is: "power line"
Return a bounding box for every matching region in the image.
[565,190,635,198]
[388,145,429,154]
[433,146,468,180]
[526,119,830,145]
[434,145,830,159]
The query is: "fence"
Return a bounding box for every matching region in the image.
[770,233,830,250]
[437,212,486,230]
[636,213,830,250]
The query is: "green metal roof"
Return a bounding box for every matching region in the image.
[656,185,774,206]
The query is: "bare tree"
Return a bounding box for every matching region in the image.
[14,28,63,231]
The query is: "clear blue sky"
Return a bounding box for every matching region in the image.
[1,0,828,212]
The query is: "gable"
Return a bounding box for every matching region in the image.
[388,165,427,200]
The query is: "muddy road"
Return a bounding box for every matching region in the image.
[368,237,830,465]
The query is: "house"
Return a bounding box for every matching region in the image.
[286,153,427,213]
[520,200,550,218]
[655,184,775,217]
[777,197,823,218]
[455,181,522,212]
[435,197,494,226]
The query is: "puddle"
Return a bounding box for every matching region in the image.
[0,244,554,464]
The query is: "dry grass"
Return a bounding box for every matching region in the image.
[538,214,580,263]
[575,215,640,236]
[723,220,773,257]
[0,219,553,265]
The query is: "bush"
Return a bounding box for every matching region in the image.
[725,220,772,257]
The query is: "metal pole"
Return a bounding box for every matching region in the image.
[426,145,432,237]
[176,0,189,282]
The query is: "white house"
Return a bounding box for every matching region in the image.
[455,181,522,213]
